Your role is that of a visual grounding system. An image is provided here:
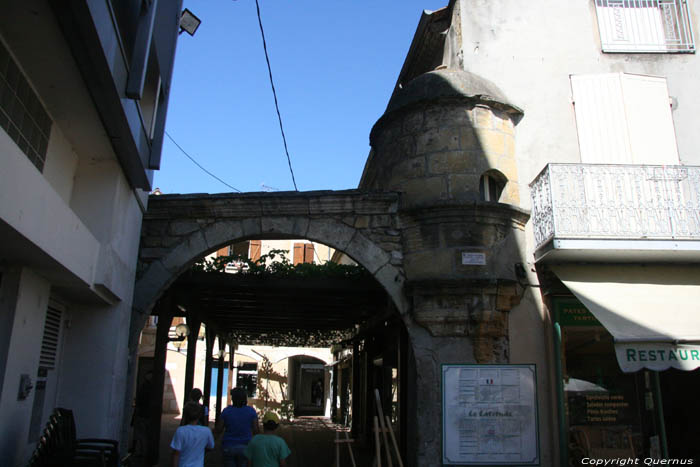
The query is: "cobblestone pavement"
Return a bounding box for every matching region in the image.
[157,414,372,467]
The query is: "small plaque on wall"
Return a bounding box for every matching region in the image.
[461,252,486,265]
[442,364,539,465]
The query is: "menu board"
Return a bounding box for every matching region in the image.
[567,391,635,426]
[442,365,539,465]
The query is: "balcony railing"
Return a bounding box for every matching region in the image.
[595,0,695,53]
[530,164,700,251]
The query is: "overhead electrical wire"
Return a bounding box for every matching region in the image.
[165,131,242,193]
[254,0,299,191]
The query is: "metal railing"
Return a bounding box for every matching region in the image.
[595,0,695,52]
[530,164,700,249]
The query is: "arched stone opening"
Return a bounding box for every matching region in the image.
[133,213,407,338]
[127,191,418,465]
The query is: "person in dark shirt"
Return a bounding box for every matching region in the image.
[216,387,259,467]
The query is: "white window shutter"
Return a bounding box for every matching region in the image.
[571,73,678,165]
[571,73,633,164]
[620,73,679,165]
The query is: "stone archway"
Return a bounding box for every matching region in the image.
[131,190,407,344]
[126,190,413,464]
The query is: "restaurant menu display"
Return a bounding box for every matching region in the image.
[442,364,539,465]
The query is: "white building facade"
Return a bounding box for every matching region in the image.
[0,2,182,465]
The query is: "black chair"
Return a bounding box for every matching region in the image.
[28,408,120,467]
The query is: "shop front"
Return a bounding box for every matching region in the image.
[550,265,700,464]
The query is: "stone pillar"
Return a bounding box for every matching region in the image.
[183,315,201,403]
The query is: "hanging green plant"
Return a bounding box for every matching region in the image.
[191,248,368,279]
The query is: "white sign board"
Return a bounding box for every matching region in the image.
[442,365,539,465]
[615,343,700,372]
[461,252,486,265]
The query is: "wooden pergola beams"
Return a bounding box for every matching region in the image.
[164,271,387,346]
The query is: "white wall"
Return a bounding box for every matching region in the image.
[0,9,151,462]
[455,0,700,208]
[258,239,336,265]
[0,128,101,289]
[0,268,51,466]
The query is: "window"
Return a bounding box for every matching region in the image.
[249,240,262,263]
[237,362,258,398]
[293,243,315,265]
[557,303,649,461]
[0,39,52,171]
[570,73,679,164]
[594,0,695,53]
[479,170,506,202]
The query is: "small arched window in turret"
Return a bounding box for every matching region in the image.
[479,170,507,202]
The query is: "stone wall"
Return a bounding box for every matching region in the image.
[135,190,406,318]
[366,98,520,206]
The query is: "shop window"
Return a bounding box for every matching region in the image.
[555,299,665,462]
[479,170,506,202]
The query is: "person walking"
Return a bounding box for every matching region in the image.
[245,412,291,467]
[181,388,209,426]
[170,402,215,467]
[216,387,259,467]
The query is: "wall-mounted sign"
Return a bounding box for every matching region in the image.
[461,252,486,265]
[615,342,700,372]
[442,364,539,465]
[557,304,602,327]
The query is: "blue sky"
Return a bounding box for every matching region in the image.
[154,0,448,194]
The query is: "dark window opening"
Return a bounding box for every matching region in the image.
[237,362,258,398]
[0,40,52,172]
[479,170,507,202]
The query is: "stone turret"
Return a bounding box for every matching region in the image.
[363,68,523,207]
[362,68,529,363]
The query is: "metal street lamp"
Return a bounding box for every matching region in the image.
[169,323,190,342]
[179,8,201,36]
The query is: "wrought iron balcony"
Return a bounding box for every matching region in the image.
[530,164,700,262]
[594,0,695,53]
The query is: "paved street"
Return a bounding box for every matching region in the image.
[157,414,373,467]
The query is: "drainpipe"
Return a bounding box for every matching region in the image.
[553,315,568,465]
[652,372,669,458]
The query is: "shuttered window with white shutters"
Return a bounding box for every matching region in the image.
[570,73,679,165]
[594,0,695,53]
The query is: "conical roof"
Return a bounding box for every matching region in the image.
[385,69,523,118]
